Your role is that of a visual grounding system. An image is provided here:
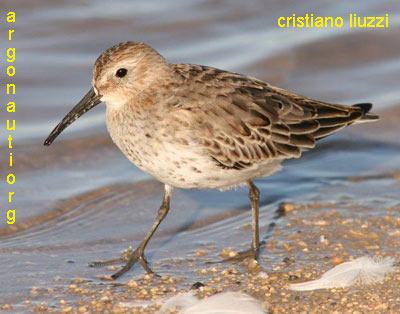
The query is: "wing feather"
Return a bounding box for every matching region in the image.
[171,64,376,169]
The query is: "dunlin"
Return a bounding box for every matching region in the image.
[44,42,378,279]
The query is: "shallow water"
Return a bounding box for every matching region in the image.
[0,0,399,306]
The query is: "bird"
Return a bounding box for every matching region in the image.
[44,41,379,280]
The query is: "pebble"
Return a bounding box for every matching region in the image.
[280,202,295,213]
[61,307,73,313]
[228,251,238,258]
[220,248,237,258]
[127,280,138,288]
[332,256,344,265]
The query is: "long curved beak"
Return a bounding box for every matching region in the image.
[44,88,102,146]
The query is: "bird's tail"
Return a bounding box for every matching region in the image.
[352,103,379,123]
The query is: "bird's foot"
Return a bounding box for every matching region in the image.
[89,246,155,280]
[207,246,260,265]
[88,246,133,267]
[221,247,259,263]
[88,257,128,267]
[110,246,155,280]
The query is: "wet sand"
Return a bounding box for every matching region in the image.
[2,107,400,312]
[4,164,400,313]
[0,0,399,312]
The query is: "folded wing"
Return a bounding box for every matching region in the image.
[172,64,378,170]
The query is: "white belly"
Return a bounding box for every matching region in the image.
[106,108,283,189]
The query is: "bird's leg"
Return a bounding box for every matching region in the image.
[249,180,260,256]
[223,180,260,262]
[89,185,172,280]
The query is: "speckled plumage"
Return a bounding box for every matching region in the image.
[45,41,378,279]
[98,42,377,190]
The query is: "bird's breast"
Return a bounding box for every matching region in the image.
[105,105,215,188]
[105,105,282,190]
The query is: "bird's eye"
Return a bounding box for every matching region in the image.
[116,68,127,78]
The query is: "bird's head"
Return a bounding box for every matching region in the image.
[44,42,169,146]
[93,42,169,109]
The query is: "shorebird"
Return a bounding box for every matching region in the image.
[44,42,378,279]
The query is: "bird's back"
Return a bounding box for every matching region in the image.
[170,64,378,172]
[106,62,378,190]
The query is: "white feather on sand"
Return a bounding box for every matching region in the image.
[290,256,396,291]
[158,291,266,314]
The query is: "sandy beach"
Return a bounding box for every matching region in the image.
[0,0,399,312]
[4,156,400,312]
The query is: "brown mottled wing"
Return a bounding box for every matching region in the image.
[171,64,375,170]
